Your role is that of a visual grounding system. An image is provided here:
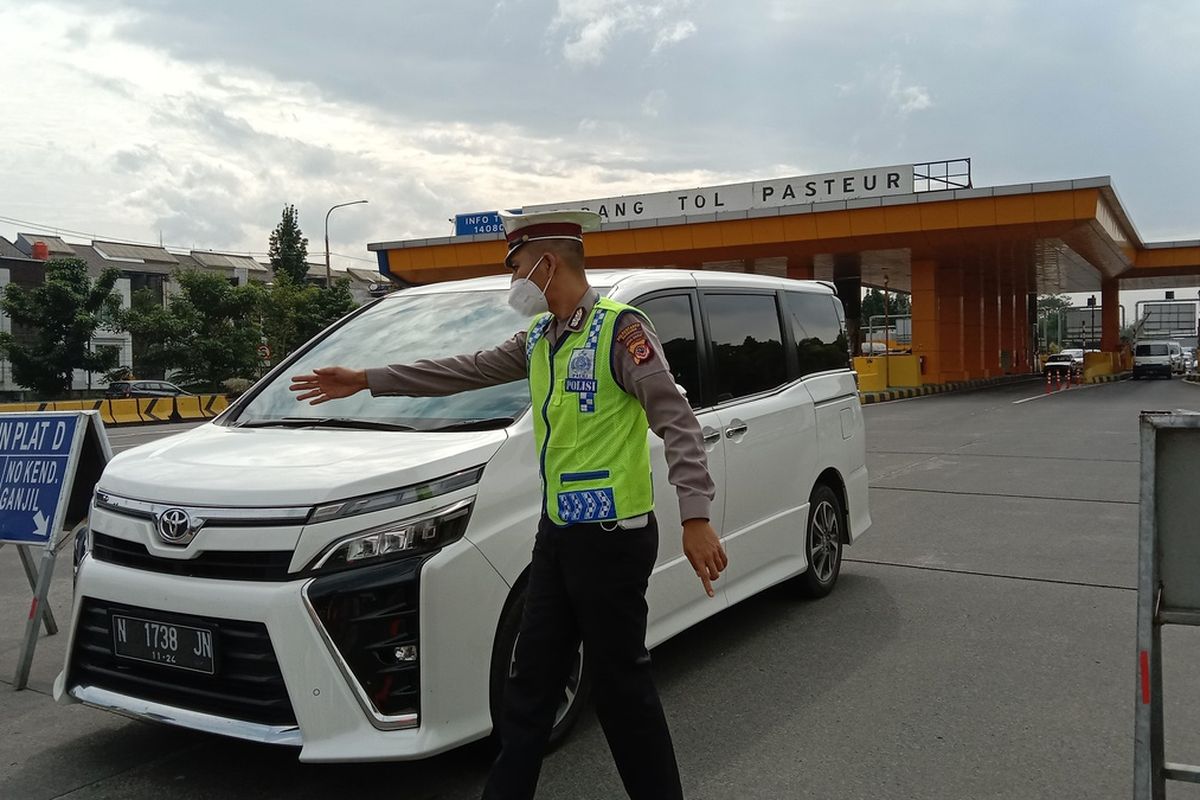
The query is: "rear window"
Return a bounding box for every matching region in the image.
[1136,344,1169,356]
[109,382,129,391]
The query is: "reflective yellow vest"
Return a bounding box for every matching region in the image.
[526,297,654,526]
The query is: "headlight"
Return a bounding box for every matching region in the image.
[308,499,473,573]
[308,466,483,524]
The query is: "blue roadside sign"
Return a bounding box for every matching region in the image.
[0,415,78,545]
[454,209,520,237]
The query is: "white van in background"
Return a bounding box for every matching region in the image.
[56,269,872,762]
[1133,340,1174,379]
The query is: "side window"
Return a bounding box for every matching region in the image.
[636,294,702,408]
[784,291,850,377]
[703,293,787,402]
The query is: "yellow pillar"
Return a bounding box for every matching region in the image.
[982,264,1000,377]
[1014,265,1031,373]
[787,258,814,280]
[937,263,965,381]
[911,260,942,385]
[1101,278,1120,352]
[962,260,983,379]
[999,267,1015,373]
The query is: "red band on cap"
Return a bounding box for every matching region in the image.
[505,222,583,245]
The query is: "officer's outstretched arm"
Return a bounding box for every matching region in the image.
[291,331,530,404]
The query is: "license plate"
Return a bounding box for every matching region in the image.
[111,614,216,674]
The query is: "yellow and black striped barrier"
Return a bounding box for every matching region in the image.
[0,395,232,426]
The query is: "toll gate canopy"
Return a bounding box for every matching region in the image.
[369,159,1200,388]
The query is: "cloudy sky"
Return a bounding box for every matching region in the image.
[1,0,1198,275]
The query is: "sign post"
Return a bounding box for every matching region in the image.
[0,411,111,689]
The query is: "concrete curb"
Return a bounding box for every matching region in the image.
[859,374,1040,405]
[1085,372,1131,384]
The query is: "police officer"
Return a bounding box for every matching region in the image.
[289,209,726,800]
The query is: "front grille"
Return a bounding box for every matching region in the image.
[69,599,296,727]
[91,532,294,582]
[307,557,423,719]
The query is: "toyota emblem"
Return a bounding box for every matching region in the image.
[157,508,194,544]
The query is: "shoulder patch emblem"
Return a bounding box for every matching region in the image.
[616,320,645,345]
[617,319,655,365]
[629,338,654,365]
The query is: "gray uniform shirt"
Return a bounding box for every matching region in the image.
[364,287,716,523]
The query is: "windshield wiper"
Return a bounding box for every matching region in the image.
[425,416,516,432]
[235,417,416,431]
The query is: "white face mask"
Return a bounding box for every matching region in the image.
[507,254,553,316]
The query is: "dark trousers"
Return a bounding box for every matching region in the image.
[482,513,684,800]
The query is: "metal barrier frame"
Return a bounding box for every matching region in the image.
[1135,412,1200,798]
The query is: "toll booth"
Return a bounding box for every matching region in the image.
[368,159,1200,391]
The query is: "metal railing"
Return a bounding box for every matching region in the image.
[913,158,972,192]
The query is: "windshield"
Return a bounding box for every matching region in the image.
[232,289,533,429]
[1136,344,1169,356]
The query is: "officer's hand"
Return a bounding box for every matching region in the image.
[289,367,368,405]
[682,518,727,598]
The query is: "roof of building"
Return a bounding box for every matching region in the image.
[16,233,75,256]
[72,244,176,276]
[92,240,179,264]
[0,237,29,259]
[190,250,269,272]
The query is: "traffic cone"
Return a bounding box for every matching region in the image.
[1045,373,1051,395]
[1056,372,1062,392]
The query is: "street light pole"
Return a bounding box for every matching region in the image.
[324,200,368,286]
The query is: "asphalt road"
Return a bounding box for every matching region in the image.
[4,380,1200,799]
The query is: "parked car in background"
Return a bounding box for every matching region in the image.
[1042,353,1076,379]
[104,380,192,398]
[1059,348,1085,366]
[1132,341,1174,380]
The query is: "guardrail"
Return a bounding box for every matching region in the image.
[0,395,230,426]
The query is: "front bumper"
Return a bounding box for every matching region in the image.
[56,538,510,762]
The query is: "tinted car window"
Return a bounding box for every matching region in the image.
[1137,344,1168,356]
[636,294,702,408]
[784,291,850,377]
[704,293,787,402]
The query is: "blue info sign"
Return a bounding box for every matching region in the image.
[454,209,521,237]
[0,415,78,545]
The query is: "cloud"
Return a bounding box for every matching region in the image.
[652,19,697,52]
[552,0,697,66]
[888,71,933,115]
[641,89,667,117]
[2,0,1200,255]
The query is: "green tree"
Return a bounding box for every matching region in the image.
[259,276,357,364]
[1037,293,1073,349]
[120,270,263,390]
[268,204,310,284]
[0,257,123,398]
[861,289,911,323]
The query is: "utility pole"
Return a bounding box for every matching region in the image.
[324,200,368,286]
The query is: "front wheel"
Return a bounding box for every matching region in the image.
[791,484,845,598]
[489,589,591,750]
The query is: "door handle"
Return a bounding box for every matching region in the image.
[725,421,748,439]
[701,426,721,448]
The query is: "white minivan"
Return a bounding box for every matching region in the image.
[1133,340,1175,379]
[56,269,872,762]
